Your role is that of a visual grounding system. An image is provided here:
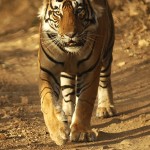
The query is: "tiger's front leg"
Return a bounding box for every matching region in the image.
[70,69,100,142]
[61,72,76,124]
[39,70,70,145]
[96,57,116,118]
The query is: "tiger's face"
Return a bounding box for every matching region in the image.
[40,0,103,52]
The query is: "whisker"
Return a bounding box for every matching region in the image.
[41,31,57,34]
[82,38,94,48]
[85,37,95,41]
[86,36,95,40]
[88,33,103,38]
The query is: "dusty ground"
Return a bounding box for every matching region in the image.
[0,1,150,150]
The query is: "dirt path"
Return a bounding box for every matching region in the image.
[0,1,150,150]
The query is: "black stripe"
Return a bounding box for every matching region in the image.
[47,33,67,53]
[61,85,75,91]
[86,0,95,20]
[101,57,112,73]
[99,84,108,88]
[100,73,111,78]
[45,16,57,24]
[77,47,93,67]
[44,4,49,21]
[41,43,64,66]
[40,86,59,98]
[42,92,51,101]
[60,74,75,80]
[48,21,57,31]
[42,90,59,98]
[49,17,58,23]
[40,76,60,89]
[65,91,75,97]
[76,93,79,97]
[54,91,59,98]
[63,99,72,103]
[76,82,81,96]
[103,32,114,59]
[77,75,100,97]
[40,66,60,87]
[76,79,91,96]
[39,77,60,98]
[107,21,115,51]
[76,86,81,96]
[40,77,60,90]
[50,3,53,9]
[77,81,94,97]
[40,87,51,96]
[42,91,59,100]
[78,55,100,77]
[100,80,107,83]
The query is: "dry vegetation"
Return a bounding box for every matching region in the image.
[0,0,150,150]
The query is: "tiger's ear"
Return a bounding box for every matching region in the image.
[90,0,104,18]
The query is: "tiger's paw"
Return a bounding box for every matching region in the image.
[44,111,70,145]
[96,105,116,118]
[42,100,70,145]
[70,125,96,142]
[49,120,70,145]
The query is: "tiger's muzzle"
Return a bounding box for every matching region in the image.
[58,0,85,51]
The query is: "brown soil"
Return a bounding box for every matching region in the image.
[0,1,150,150]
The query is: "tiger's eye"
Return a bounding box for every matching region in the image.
[56,11,61,15]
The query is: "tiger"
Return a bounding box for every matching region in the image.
[38,0,116,145]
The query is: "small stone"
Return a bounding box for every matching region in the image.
[129,53,134,57]
[18,134,22,137]
[102,145,109,149]
[120,139,132,146]
[117,61,126,67]
[138,39,149,48]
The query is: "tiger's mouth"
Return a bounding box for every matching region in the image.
[63,39,85,53]
[64,40,84,47]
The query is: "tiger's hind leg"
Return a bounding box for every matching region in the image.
[61,72,76,124]
[96,57,116,118]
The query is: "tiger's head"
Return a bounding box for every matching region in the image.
[39,0,103,53]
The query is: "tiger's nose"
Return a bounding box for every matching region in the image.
[65,32,76,38]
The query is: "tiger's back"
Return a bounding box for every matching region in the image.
[38,0,116,145]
